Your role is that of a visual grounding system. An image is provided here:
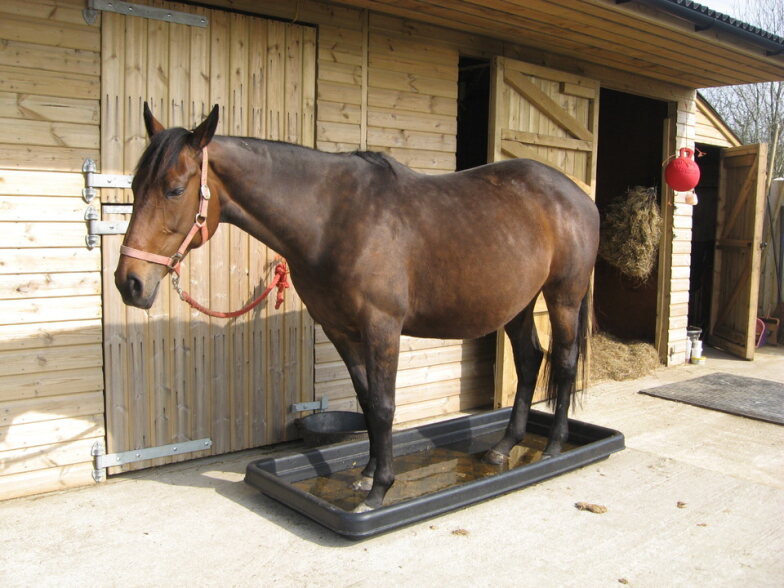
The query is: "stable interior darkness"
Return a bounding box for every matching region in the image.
[688,143,721,333]
[594,88,669,343]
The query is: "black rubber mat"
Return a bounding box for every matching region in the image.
[640,372,784,425]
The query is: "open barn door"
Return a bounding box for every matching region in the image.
[98,4,316,471]
[709,143,767,359]
[488,57,599,407]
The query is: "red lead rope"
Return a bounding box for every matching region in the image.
[172,259,290,319]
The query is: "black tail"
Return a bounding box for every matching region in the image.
[543,290,592,409]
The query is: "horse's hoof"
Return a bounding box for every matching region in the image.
[352,475,373,492]
[483,448,509,465]
[352,501,374,513]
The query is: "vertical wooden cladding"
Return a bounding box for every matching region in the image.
[489,56,599,407]
[315,12,494,424]
[101,3,316,471]
[709,143,767,359]
[0,0,103,500]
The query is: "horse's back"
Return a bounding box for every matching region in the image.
[385,158,598,338]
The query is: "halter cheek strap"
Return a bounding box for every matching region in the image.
[120,146,212,276]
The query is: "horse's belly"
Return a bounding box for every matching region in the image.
[403,277,541,340]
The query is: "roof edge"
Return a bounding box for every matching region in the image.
[632,0,784,56]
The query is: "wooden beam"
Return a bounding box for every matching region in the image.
[500,139,591,193]
[501,128,593,152]
[503,70,592,141]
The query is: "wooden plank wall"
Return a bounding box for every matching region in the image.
[695,96,740,149]
[0,0,103,500]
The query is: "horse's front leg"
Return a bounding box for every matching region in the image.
[354,317,401,513]
[318,326,376,491]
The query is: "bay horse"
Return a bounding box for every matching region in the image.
[115,104,600,512]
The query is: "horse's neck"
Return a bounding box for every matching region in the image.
[211,137,341,264]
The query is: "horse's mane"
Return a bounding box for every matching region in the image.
[133,131,397,194]
[351,150,395,170]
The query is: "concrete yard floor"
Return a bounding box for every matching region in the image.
[2,346,783,587]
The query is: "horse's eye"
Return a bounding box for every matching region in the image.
[165,187,185,199]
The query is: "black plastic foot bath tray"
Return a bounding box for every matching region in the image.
[245,408,624,538]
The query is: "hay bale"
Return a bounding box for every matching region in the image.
[590,332,660,382]
[599,186,662,280]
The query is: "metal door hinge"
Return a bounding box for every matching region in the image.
[84,205,131,249]
[83,0,208,27]
[92,438,213,482]
[82,159,133,203]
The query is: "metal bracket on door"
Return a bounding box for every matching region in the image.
[290,397,329,413]
[82,159,133,203]
[82,158,134,248]
[83,0,209,27]
[84,204,132,250]
[91,438,213,482]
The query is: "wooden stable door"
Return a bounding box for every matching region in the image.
[709,144,767,359]
[488,56,599,407]
[100,4,316,471]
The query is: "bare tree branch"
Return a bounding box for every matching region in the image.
[702,0,784,177]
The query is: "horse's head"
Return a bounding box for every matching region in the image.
[115,104,221,308]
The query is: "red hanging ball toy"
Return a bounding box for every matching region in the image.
[664,147,700,191]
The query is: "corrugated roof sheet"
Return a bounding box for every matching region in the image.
[668,0,784,46]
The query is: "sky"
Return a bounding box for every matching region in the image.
[694,0,746,20]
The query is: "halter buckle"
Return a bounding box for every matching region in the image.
[200,185,211,199]
[168,252,184,271]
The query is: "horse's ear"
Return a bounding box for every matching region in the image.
[190,104,219,149]
[143,102,165,138]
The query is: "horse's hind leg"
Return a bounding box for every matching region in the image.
[485,298,543,464]
[541,294,588,457]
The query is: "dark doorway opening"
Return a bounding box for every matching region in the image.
[688,143,721,332]
[457,57,490,171]
[594,88,669,342]
[456,56,494,410]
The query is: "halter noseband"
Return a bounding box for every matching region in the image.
[120,146,212,277]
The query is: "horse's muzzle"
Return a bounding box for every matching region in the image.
[115,269,158,309]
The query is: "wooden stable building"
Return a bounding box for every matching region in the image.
[1,0,782,500]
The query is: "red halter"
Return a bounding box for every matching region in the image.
[119,146,289,317]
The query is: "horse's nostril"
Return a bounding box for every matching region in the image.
[126,272,144,300]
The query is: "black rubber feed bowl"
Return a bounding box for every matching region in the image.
[297,411,368,447]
